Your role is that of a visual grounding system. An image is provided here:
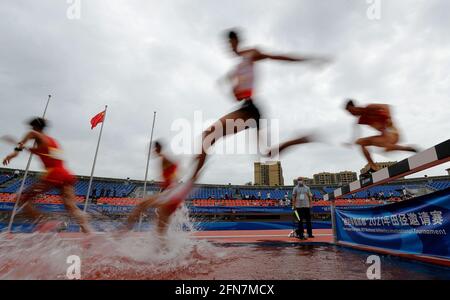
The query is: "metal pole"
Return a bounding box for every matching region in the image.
[83,105,108,213]
[138,111,157,231]
[7,95,52,233]
[330,199,337,244]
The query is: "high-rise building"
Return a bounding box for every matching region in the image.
[254,161,284,186]
[336,171,358,185]
[312,171,357,185]
[313,172,335,185]
[360,162,397,175]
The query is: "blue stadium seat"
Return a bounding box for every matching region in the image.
[0,175,13,186]
[0,177,38,193]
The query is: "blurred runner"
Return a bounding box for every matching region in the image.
[125,179,195,237]
[191,29,329,180]
[344,99,418,173]
[2,117,92,233]
[125,140,190,236]
[154,141,178,192]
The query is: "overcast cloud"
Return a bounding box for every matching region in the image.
[1,0,449,185]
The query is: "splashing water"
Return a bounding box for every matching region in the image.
[0,205,232,280]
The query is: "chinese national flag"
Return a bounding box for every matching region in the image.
[90,110,105,129]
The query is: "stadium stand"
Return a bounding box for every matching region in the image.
[189,187,235,200]
[1,177,38,193]
[239,188,285,199]
[0,176,136,197]
[0,168,449,207]
[344,183,426,199]
[96,197,140,206]
[0,175,13,186]
[0,193,15,203]
[428,180,450,191]
[68,180,136,197]
[323,187,335,194]
[237,188,322,200]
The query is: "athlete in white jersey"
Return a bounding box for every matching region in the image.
[232,50,255,100]
[191,29,329,179]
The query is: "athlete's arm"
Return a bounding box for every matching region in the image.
[20,131,48,154]
[252,49,307,62]
[18,131,42,148]
[3,141,27,165]
[2,131,50,165]
[2,151,19,166]
[2,131,35,165]
[252,49,329,63]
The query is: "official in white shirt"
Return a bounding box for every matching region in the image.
[292,177,314,240]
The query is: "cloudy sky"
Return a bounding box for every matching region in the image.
[1,0,449,185]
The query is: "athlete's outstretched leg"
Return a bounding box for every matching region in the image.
[266,135,313,157]
[192,108,259,180]
[155,207,172,237]
[384,144,418,153]
[356,132,418,172]
[61,185,92,234]
[126,196,158,230]
[17,182,52,221]
[361,144,377,171]
[356,136,383,171]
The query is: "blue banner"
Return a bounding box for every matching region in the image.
[335,188,450,259]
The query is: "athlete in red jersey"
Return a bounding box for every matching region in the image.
[2,118,92,233]
[125,178,194,237]
[190,29,329,180]
[125,141,185,236]
[344,100,418,173]
[155,141,178,192]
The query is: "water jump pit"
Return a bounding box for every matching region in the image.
[1,227,450,280]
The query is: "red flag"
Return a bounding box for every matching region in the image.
[90,110,105,129]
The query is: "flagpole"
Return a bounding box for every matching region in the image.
[7,95,52,233]
[138,111,157,231]
[83,105,108,213]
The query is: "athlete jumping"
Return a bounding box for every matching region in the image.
[344,99,418,173]
[155,141,178,192]
[2,118,92,233]
[125,140,188,236]
[191,29,329,180]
